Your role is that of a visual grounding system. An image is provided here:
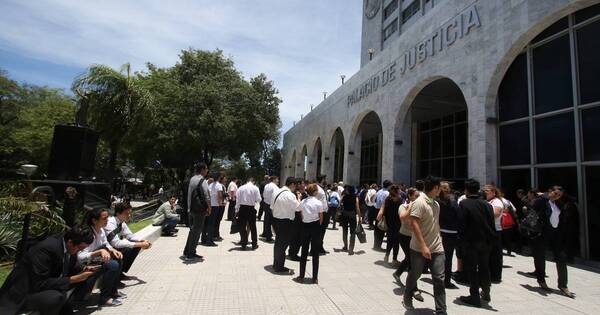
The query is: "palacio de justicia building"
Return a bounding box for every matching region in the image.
[281,0,600,261]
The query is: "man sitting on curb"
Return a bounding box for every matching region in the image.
[153,195,181,236]
[105,202,152,281]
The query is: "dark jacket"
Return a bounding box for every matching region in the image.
[438,197,459,232]
[458,195,496,245]
[189,177,209,215]
[532,195,579,250]
[0,235,77,315]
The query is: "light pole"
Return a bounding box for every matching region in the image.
[340,75,346,84]
[368,48,375,61]
[323,91,327,100]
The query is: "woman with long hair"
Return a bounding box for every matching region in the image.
[437,181,459,289]
[340,185,361,255]
[483,184,504,283]
[377,184,402,265]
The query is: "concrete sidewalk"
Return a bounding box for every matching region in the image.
[88,220,600,314]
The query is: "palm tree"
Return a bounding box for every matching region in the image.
[72,63,152,173]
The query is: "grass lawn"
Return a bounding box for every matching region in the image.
[0,264,13,287]
[129,218,153,233]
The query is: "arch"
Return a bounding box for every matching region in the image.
[300,144,308,179]
[393,77,469,185]
[329,127,345,183]
[348,110,384,185]
[289,149,297,180]
[311,137,323,180]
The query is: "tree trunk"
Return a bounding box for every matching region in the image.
[108,141,119,175]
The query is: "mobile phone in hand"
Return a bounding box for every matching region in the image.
[85,264,101,271]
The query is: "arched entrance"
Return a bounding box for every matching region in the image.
[496,3,600,260]
[407,78,469,185]
[289,150,297,179]
[353,112,383,185]
[313,138,323,180]
[330,128,345,183]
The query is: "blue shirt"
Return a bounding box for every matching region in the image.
[375,188,389,209]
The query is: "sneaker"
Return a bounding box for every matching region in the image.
[559,287,575,299]
[414,291,424,302]
[393,271,402,283]
[459,296,481,307]
[115,291,128,299]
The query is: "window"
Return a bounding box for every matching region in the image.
[586,166,600,260]
[499,122,530,165]
[360,136,380,185]
[384,0,398,20]
[499,54,529,121]
[535,112,575,164]
[500,169,531,203]
[383,19,398,41]
[533,34,573,114]
[532,17,568,43]
[575,3,600,24]
[582,107,600,161]
[537,167,578,199]
[402,0,421,24]
[577,19,600,105]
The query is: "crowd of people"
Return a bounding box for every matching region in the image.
[0,160,582,315]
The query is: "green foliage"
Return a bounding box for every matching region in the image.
[0,70,75,173]
[128,218,152,233]
[0,264,12,287]
[72,63,152,173]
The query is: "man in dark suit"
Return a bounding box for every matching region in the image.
[457,179,497,307]
[530,186,576,298]
[183,162,211,260]
[0,226,96,315]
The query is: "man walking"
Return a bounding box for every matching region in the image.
[374,180,392,251]
[271,177,300,273]
[227,178,238,221]
[235,178,262,250]
[403,176,446,314]
[316,175,330,254]
[457,179,496,307]
[262,176,279,242]
[183,162,211,260]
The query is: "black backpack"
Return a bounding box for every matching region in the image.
[520,208,542,238]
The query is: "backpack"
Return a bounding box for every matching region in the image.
[520,208,542,238]
[328,195,339,208]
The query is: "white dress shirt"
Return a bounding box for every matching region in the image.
[209,182,224,206]
[299,196,325,223]
[263,182,279,206]
[316,185,328,212]
[271,186,300,220]
[228,181,238,200]
[104,216,141,249]
[365,189,377,207]
[78,226,114,263]
[235,182,262,212]
[549,200,561,228]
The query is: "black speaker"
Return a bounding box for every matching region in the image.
[48,125,99,180]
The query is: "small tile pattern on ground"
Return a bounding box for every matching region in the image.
[86,219,600,315]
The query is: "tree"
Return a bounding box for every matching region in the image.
[138,49,281,179]
[72,63,152,173]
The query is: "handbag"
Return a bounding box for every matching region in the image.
[230,217,242,234]
[377,216,388,231]
[356,222,367,243]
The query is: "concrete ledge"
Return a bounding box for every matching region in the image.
[134,224,162,243]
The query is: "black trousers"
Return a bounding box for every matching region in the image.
[502,226,516,255]
[227,200,236,220]
[327,207,337,228]
[300,221,322,279]
[386,229,400,260]
[288,214,302,257]
[441,232,458,285]
[73,259,121,303]
[374,226,385,249]
[397,233,412,274]
[21,290,67,315]
[214,206,225,238]
[257,201,265,220]
[320,211,330,251]
[272,217,293,270]
[368,206,377,227]
[202,206,219,244]
[262,205,273,239]
[183,212,206,256]
[489,231,503,281]
[119,246,141,273]
[238,205,257,247]
[463,242,491,302]
[530,228,568,288]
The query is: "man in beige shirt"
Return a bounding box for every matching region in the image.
[403,176,446,314]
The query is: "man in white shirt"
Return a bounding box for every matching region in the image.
[202,174,223,246]
[235,178,262,250]
[316,175,330,254]
[104,202,152,278]
[262,176,279,242]
[213,175,228,241]
[365,184,378,229]
[270,177,301,273]
[226,178,239,221]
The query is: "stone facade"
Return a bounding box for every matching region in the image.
[281,0,600,185]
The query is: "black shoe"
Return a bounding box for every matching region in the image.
[491,278,502,284]
[252,245,259,250]
[161,232,176,237]
[259,233,265,237]
[459,296,481,307]
[117,281,126,289]
[538,281,551,291]
[413,291,424,302]
[480,290,491,302]
[288,255,301,261]
[173,228,179,233]
[265,238,274,243]
[341,246,348,252]
[214,236,224,241]
[445,282,459,289]
[204,242,218,247]
[393,271,402,283]
[559,287,575,299]
[274,267,293,274]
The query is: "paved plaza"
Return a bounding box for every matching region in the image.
[88,220,600,315]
